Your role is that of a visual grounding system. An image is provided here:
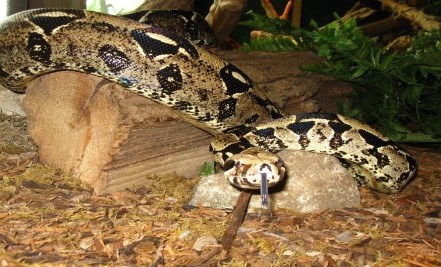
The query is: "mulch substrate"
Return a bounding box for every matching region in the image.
[0,114,440,266]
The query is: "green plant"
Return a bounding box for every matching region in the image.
[241,11,441,142]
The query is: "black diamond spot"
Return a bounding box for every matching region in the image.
[98,44,131,73]
[156,64,183,94]
[27,32,52,65]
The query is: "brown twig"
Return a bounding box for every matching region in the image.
[186,191,252,266]
[220,191,252,258]
[187,246,222,267]
[261,0,293,20]
[280,0,293,20]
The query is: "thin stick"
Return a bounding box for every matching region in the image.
[186,191,252,266]
[220,191,252,258]
[187,246,221,267]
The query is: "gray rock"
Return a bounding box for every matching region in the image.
[189,150,360,213]
[0,87,26,116]
[192,236,218,252]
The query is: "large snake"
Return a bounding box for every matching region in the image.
[0,9,417,198]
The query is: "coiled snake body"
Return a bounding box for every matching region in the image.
[0,9,416,194]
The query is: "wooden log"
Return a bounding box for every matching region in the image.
[360,17,410,37]
[205,0,249,43]
[379,0,441,31]
[23,71,213,194]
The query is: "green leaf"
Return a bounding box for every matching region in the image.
[317,44,331,57]
[351,67,368,78]
[200,162,215,176]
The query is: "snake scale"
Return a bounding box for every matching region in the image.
[0,9,417,195]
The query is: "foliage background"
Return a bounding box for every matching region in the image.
[241,11,441,143]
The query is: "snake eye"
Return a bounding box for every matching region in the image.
[223,160,236,171]
[276,158,284,167]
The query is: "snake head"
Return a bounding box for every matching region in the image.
[223,147,286,189]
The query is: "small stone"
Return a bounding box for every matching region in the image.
[165,197,178,203]
[335,231,354,243]
[178,230,190,240]
[192,236,218,252]
[0,88,26,116]
[138,205,157,216]
[424,217,441,225]
[306,251,322,257]
[79,236,94,250]
[282,250,294,256]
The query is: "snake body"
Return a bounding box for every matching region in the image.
[0,9,417,194]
